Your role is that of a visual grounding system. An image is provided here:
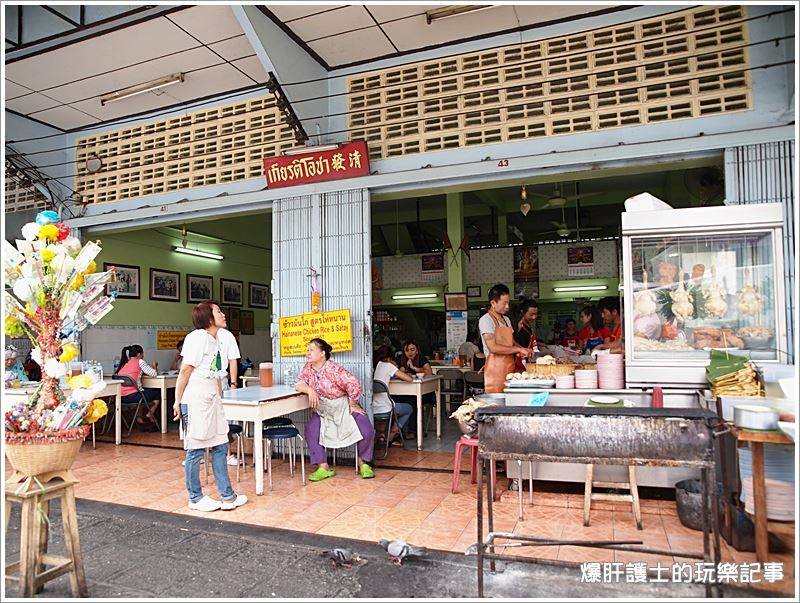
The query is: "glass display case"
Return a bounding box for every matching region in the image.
[622,203,786,387]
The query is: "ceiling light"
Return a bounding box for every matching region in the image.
[553,285,609,293]
[391,293,438,300]
[426,5,493,24]
[100,73,185,106]
[173,246,223,260]
[283,144,340,156]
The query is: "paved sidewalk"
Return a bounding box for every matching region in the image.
[4,498,774,599]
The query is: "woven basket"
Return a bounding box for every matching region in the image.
[5,426,90,477]
[525,364,576,377]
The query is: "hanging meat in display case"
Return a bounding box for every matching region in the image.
[622,203,786,387]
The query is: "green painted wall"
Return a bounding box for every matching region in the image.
[94,215,271,327]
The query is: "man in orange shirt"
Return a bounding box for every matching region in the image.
[597,296,624,353]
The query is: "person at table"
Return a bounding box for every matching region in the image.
[577,305,611,353]
[172,300,247,512]
[560,318,580,349]
[480,284,533,393]
[4,346,29,383]
[372,345,415,444]
[513,299,539,371]
[296,338,376,481]
[457,332,480,367]
[397,341,432,377]
[170,338,185,372]
[117,344,161,431]
[596,296,624,353]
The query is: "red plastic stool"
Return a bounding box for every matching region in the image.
[452,435,498,499]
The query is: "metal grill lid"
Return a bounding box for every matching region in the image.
[475,405,719,422]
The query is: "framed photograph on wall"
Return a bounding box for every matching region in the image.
[104,263,140,299]
[248,282,270,309]
[240,310,255,335]
[150,268,180,302]
[220,278,243,306]
[228,307,241,332]
[445,292,468,311]
[186,274,213,303]
[467,286,481,298]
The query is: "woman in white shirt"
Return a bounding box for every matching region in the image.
[372,346,414,444]
[173,300,248,513]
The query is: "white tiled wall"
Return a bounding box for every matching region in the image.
[380,247,514,289]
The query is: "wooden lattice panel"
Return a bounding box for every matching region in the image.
[348,5,752,160]
[75,96,294,205]
[4,164,48,213]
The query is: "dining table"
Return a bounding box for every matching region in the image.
[430,365,472,375]
[141,373,178,434]
[221,385,310,495]
[388,374,442,451]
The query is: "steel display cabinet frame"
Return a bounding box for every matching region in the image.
[621,203,787,388]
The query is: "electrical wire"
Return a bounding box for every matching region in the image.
[7,6,789,145]
[18,53,795,176]
[64,121,793,226]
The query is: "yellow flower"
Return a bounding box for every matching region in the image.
[67,374,92,389]
[59,343,79,363]
[40,248,56,263]
[37,224,59,242]
[84,399,108,424]
[70,275,84,290]
[84,260,97,275]
[4,315,25,337]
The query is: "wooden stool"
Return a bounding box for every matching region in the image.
[584,464,642,529]
[4,477,88,598]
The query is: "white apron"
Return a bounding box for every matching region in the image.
[182,375,229,450]
[316,395,362,449]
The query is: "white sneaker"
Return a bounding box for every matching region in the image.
[220,494,248,511]
[226,455,238,466]
[188,495,221,512]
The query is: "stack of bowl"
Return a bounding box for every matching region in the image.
[575,369,598,389]
[597,353,625,389]
[555,375,575,389]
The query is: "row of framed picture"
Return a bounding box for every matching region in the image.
[104,263,270,308]
[219,306,256,335]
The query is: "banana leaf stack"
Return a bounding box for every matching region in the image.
[707,350,762,397]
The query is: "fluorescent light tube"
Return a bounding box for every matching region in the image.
[173,246,223,260]
[553,285,609,293]
[426,5,493,24]
[391,293,438,300]
[100,73,185,105]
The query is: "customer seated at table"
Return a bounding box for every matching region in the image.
[457,332,481,366]
[170,338,184,371]
[117,344,160,430]
[296,338,376,482]
[577,305,611,354]
[372,346,414,444]
[397,341,433,377]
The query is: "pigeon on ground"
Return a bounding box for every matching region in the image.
[379,539,427,565]
[321,548,358,568]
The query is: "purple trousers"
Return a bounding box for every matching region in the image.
[304,411,375,465]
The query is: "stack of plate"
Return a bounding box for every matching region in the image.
[555,375,575,389]
[575,369,598,389]
[596,353,625,389]
[738,445,795,521]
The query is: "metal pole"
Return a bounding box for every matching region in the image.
[708,465,722,597]
[517,460,524,521]
[477,456,484,598]
[487,458,496,573]
[702,467,712,598]
[528,461,534,506]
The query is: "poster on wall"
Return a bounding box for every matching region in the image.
[567,246,594,277]
[421,253,445,275]
[446,311,468,352]
[513,246,539,281]
[157,329,191,351]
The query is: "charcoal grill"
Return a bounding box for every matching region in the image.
[472,406,723,597]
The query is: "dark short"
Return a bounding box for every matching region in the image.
[121,388,160,404]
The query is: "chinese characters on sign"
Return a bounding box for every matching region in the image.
[580,562,784,585]
[279,309,353,356]
[263,141,370,188]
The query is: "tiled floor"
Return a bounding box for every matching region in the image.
[8,437,795,596]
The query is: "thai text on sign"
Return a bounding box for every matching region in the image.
[157,330,191,351]
[279,309,353,356]
[263,141,370,188]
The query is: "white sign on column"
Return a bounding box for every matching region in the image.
[446,311,468,352]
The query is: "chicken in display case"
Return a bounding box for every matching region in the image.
[622,203,786,387]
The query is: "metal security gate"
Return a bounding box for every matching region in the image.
[271,188,372,455]
[724,140,795,361]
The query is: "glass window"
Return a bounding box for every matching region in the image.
[629,230,778,361]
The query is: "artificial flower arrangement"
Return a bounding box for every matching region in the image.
[3,210,115,445]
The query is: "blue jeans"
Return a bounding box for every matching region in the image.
[394,402,413,430]
[181,404,236,503]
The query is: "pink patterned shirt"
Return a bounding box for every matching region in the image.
[296,360,361,402]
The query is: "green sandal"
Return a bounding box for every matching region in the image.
[308,467,336,482]
[359,463,375,479]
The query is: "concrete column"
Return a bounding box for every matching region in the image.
[446,192,465,292]
[497,211,508,244]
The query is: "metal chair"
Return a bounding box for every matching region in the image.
[228,423,246,482]
[371,380,405,459]
[104,374,157,436]
[262,424,306,490]
[463,370,485,399]
[437,369,466,414]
